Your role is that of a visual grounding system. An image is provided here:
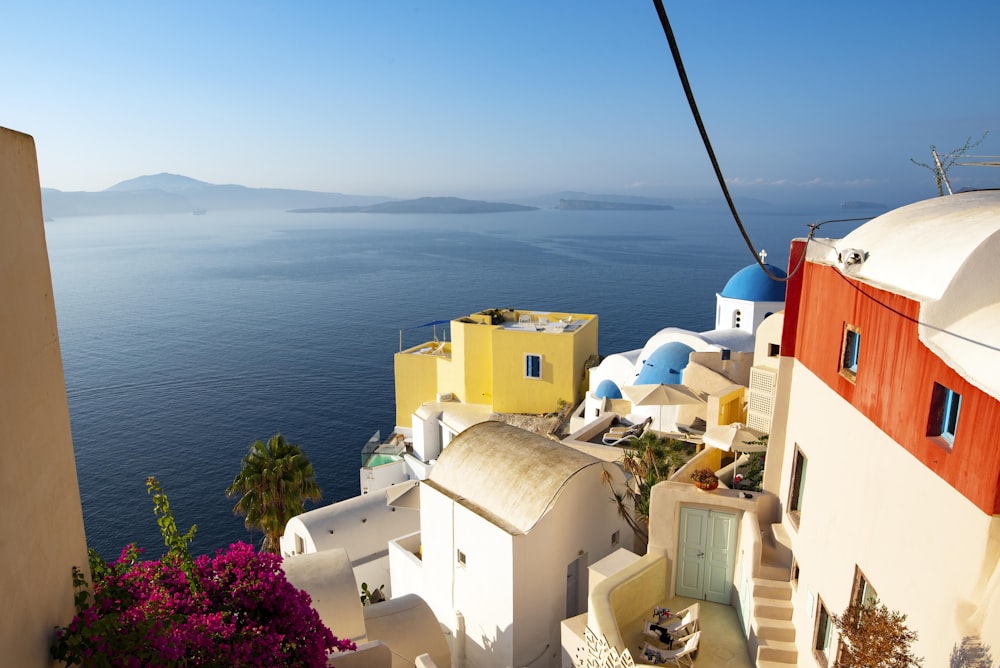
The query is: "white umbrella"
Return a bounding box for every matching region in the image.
[621,384,705,432]
[703,423,766,452]
[703,423,767,488]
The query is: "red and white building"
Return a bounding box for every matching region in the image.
[768,190,1000,666]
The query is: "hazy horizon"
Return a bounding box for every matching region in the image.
[4,2,999,206]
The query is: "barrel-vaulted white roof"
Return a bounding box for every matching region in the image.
[812,190,1000,399]
[425,421,610,535]
[828,190,1000,301]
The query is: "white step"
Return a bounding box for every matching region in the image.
[752,577,791,600]
[752,616,796,643]
[757,638,798,663]
[753,596,793,621]
[755,658,799,668]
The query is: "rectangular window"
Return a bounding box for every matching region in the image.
[611,530,620,546]
[457,549,467,567]
[928,382,961,447]
[788,446,807,527]
[851,566,877,608]
[525,353,542,379]
[840,324,860,381]
[768,343,780,357]
[814,598,833,665]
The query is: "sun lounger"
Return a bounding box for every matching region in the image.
[641,630,700,666]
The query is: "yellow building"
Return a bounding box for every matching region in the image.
[394,308,598,426]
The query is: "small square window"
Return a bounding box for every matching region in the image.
[525,354,542,379]
[768,343,780,357]
[928,382,961,447]
[457,549,467,567]
[840,325,860,381]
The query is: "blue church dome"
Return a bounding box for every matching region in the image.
[594,379,623,399]
[721,263,787,302]
[635,342,695,385]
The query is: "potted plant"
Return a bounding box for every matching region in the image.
[690,467,719,491]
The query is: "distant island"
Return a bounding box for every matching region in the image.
[840,201,888,211]
[41,173,387,218]
[289,197,538,215]
[555,199,674,211]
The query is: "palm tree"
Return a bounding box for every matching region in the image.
[601,431,695,549]
[226,433,322,553]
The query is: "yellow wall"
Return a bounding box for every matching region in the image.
[488,314,596,414]
[492,327,575,414]
[394,349,442,428]
[0,127,90,667]
[392,312,597,425]
[452,320,494,406]
[716,385,747,425]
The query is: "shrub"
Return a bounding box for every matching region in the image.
[51,479,355,667]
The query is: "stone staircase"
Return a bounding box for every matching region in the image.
[750,523,798,667]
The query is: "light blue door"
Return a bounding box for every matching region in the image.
[675,507,737,603]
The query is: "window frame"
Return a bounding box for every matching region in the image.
[838,567,878,664]
[840,324,860,382]
[788,445,807,529]
[813,597,833,666]
[851,566,877,609]
[927,382,962,448]
[525,353,542,379]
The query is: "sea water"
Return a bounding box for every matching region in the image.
[44,204,860,559]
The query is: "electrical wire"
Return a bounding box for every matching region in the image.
[651,0,860,283]
[832,269,1000,354]
[648,4,1000,361]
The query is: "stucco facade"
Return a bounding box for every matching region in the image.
[390,422,633,668]
[0,127,90,666]
[769,192,1000,666]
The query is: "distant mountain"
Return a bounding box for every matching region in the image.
[41,172,387,218]
[289,196,538,215]
[555,198,674,211]
[106,173,214,193]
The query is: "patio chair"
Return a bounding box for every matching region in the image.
[603,433,639,446]
[602,416,652,444]
[641,631,700,666]
[663,602,700,636]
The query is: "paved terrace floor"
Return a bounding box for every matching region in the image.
[625,596,753,667]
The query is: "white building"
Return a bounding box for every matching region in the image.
[389,421,634,668]
[280,483,420,598]
[565,191,1000,668]
[765,190,1000,666]
[282,548,451,668]
[579,261,787,435]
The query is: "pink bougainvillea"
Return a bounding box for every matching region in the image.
[52,541,355,667]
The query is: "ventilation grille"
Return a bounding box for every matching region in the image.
[748,366,777,433]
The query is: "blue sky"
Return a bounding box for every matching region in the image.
[3,1,998,204]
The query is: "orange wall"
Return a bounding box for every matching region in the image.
[790,261,1000,514]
